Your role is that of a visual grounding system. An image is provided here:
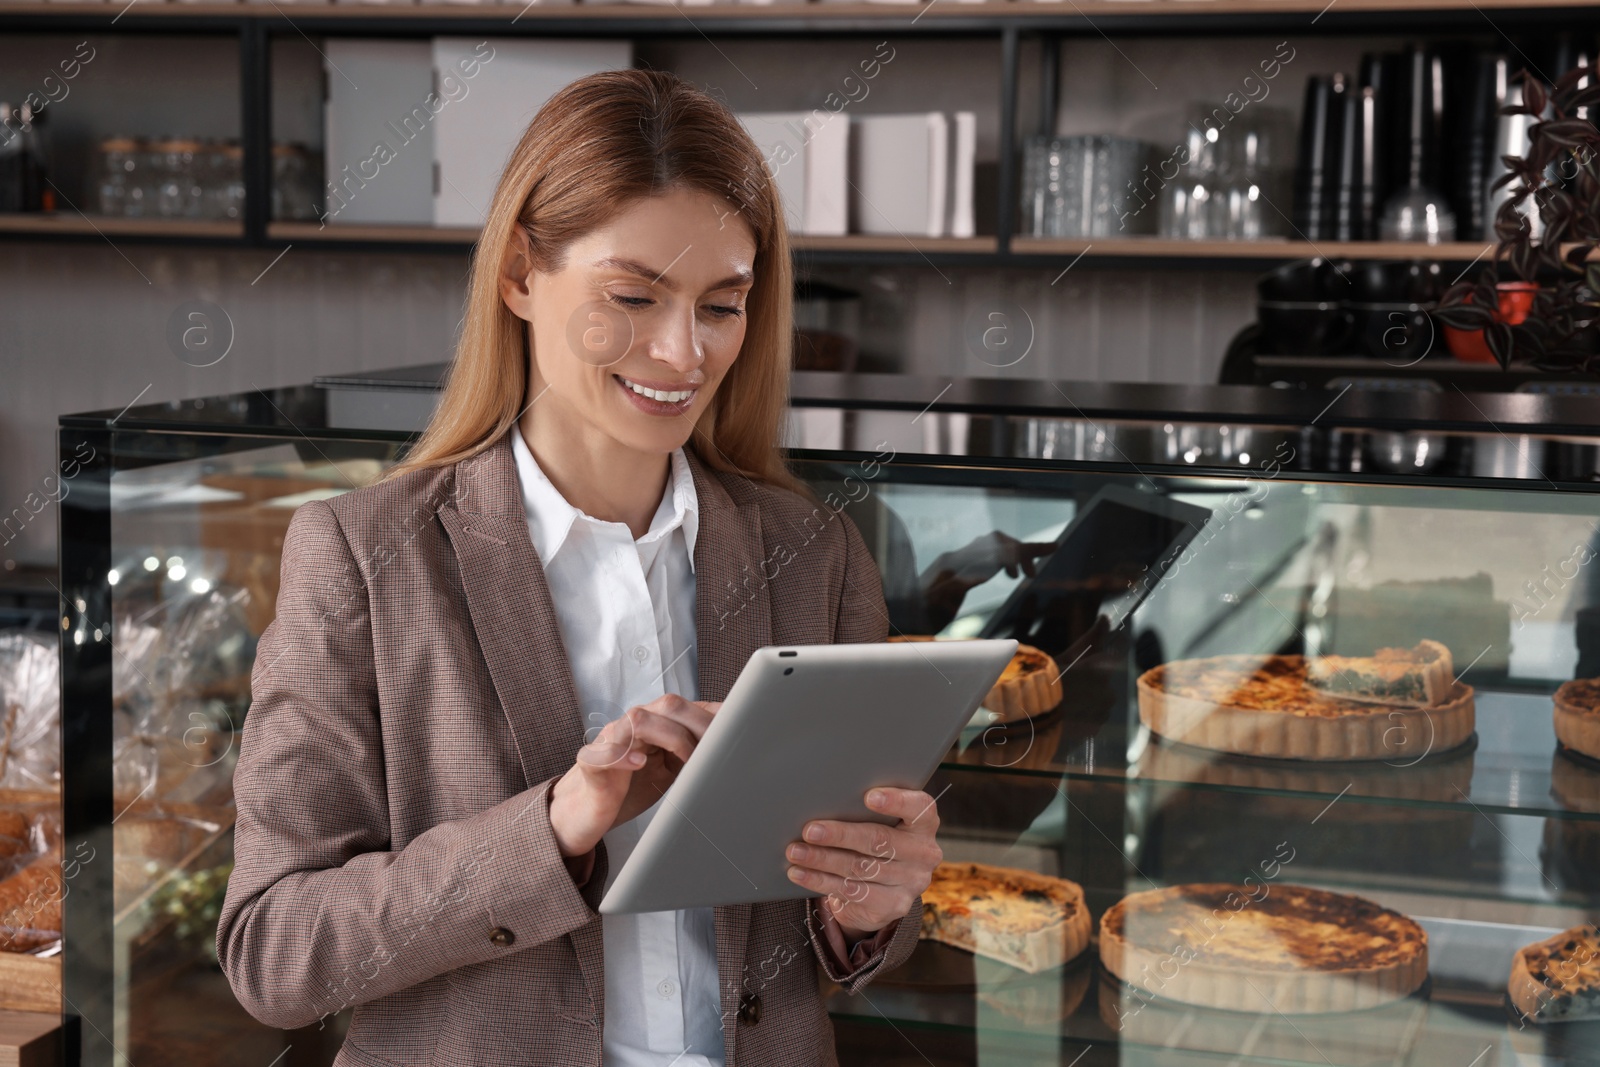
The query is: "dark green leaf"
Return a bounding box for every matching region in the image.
[1487,321,1514,367]
[1433,304,1493,330]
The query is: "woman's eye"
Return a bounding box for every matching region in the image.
[607,294,652,309]
[705,304,744,319]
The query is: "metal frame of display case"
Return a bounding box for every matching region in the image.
[57,376,1600,1067]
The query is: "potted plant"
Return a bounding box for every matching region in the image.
[1435,66,1600,369]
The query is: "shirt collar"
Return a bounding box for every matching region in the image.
[510,427,699,573]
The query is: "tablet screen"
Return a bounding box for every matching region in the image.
[977,485,1211,658]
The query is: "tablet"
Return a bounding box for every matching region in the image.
[977,484,1211,659]
[598,638,1017,915]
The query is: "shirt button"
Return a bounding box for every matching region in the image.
[489,927,515,947]
[657,978,676,998]
[632,645,650,663]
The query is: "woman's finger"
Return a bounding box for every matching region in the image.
[575,740,646,771]
[638,693,719,741]
[804,789,940,848]
[612,707,702,765]
[787,865,910,917]
[784,840,920,887]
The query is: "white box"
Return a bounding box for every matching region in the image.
[322,40,436,225]
[736,111,849,236]
[850,112,948,238]
[431,38,631,228]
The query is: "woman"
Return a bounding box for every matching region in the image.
[217,69,943,1067]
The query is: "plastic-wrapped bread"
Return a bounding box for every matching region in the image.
[0,854,62,952]
[0,811,29,865]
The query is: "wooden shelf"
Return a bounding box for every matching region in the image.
[1012,236,1495,262]
[13,217,1509,266]
[0,214,244,239]
[0,0,1590,19]
[267,220,481,244]
[795,233,998,253]
[268,221,1002,254]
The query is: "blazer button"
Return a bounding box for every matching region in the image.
[737,993,761,1026]
[489,927,516,947]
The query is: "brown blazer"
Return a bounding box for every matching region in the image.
[217,429,923,1067]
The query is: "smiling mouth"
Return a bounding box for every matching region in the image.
[614,374,698,404]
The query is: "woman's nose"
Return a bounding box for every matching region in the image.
[645,309,706,370]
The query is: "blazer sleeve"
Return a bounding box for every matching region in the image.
[802,509,925,993]
[216,499,606,1030]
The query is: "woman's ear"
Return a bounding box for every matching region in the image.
[499,225,537,322]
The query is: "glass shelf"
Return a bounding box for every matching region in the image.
[939,682,1600,823]
[827,910,1597,1067]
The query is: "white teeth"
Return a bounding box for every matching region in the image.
[620,376,694,403]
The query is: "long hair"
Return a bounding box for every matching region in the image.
[383,68,801,494]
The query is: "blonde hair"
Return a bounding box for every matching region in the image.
[384,68,801,494]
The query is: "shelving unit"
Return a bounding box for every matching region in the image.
[3,0,1594,269]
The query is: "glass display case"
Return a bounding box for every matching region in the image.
[57,379,1600,1067]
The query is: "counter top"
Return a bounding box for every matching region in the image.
[63,365,1600,439]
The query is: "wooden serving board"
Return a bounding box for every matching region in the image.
[0,953,59,1015]
[0,1008,59,1067]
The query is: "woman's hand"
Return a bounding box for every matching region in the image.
[784,786,943,941]
[548,695,720,858]
[919,531,1056,633]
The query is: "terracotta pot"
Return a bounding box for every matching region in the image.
[1441,282,1539,363]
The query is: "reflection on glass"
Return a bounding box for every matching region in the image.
[793,460,1600,1067]
[107,443,393,1062]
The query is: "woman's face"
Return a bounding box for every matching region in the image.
[504,185,758,457]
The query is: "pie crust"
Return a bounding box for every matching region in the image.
[1553,678,1600,761]
[888,636,1062,722]
[918,861,1090,975]
[1099,883,1429,1013]
[1138,654,1475,761]
[1508,923,1600,1022]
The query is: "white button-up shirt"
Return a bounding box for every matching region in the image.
[510,427,724,1067]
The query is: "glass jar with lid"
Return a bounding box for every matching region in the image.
[95,136,140,217]
[219,141,245,221]
[196,139,231,220]
[153,137,203,218]
[271,142,321,221]
[125,137,164,218]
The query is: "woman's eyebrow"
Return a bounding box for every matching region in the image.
[593,256,753,293]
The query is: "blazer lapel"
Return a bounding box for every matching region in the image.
[437,433,609,1011]
[438,433,586,786]
[683,447,777,1054]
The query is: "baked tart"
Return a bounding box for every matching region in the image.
[1509,923,1600,1023]
[1138,653,1475,761]
[888,636,1061,722]
[1306,639,1454,707]
[919,861,1090,974]
[1100,883,1429,1013]
[1553,678,1600,761]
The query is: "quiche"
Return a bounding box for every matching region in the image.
[1138,654,1475,761]
[889,636,1062,722]
[1509,923,1600,1022]
[1553,678,1600,761]
[1306,639,1455,707]
[919,861,1090,974]
[1099,883,1429,1013]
